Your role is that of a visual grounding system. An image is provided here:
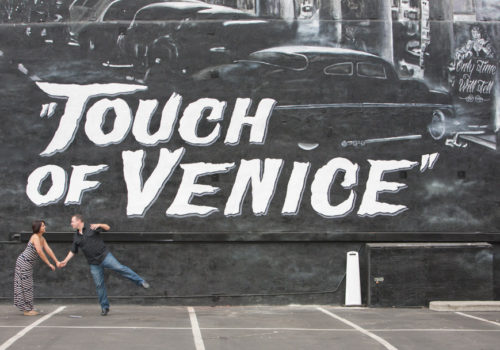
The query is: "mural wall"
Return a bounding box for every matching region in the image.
[1,0,499,236]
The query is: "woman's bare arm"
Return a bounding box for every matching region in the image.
[31,235,55,271]
[42,238,60,265]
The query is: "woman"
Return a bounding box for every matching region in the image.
[14,220,59,316]
[455,25,496,60]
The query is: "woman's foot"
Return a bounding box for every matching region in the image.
[23,310,39,316]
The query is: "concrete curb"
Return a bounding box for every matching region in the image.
[430,301,500,311]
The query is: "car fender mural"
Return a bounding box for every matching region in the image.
[0,0,499,234]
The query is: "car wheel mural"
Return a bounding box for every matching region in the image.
[428,109,449,141]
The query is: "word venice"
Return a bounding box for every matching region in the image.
[27,83,439,219]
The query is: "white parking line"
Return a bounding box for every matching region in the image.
[1,325,500,333]
[0,306,66,350]
[201,327,500,332]
[201,327,354,331]
[371,329,500,332]
[455,312,500,327]
[316,307,398,350]
[39,326,191,330]
[187,307,206,350]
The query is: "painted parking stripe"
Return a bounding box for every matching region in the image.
[455,312,500,327]
[187,307,206,350]
[34,326,355,331]
[2,325,500,332]
[200,327,500,333]
[40,326,191,330]
[316,307,398,350]
[371,329,500,332]
[0,306,66,350]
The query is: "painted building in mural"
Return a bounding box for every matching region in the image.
[0,0,499,305]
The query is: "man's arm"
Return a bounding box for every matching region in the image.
[90,223,110,231]
[59,235,78,268]
[59,251,75,268]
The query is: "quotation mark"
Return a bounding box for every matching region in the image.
[420,153,439,172]
[40,102,58,118]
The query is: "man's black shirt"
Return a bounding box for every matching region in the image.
[71,226,109,265]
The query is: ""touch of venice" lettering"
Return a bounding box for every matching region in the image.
[26,83,438,219]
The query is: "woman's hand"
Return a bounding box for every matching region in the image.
[49,264,55,271]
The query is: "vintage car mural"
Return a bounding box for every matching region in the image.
[73,0,202,52]
[122,2,294,76]
[188,46,455,149]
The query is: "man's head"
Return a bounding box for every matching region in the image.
[71,214,84,230]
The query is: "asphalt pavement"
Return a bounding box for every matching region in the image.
[1,304,499,350]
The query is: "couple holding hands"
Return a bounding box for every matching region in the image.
[14,214,150,316]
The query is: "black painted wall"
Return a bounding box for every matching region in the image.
[367,243,494,307]
[0,241,359,305]
[1,238,498,306]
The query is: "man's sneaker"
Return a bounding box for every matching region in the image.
[141,281,150,289]
[101,308,109,316]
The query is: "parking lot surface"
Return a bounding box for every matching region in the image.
[1,304,500,349]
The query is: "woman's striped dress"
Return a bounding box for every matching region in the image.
[13,242,39,312]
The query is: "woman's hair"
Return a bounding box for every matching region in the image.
[470,24,487,39]
[32,220,46,234]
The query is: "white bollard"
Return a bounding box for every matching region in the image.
[345,251,362,306]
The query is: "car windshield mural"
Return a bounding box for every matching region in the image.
[240,51,308,70]
[130,5,208,24]
[103,0,203,21]
[324,62,354,76]
[357,61,387,79]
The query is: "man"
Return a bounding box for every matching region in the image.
[59,214,150,316]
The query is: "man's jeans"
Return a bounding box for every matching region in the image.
[89,253,144,310]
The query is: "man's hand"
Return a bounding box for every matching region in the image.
[90,223,110,231]
[57,261,67,268]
